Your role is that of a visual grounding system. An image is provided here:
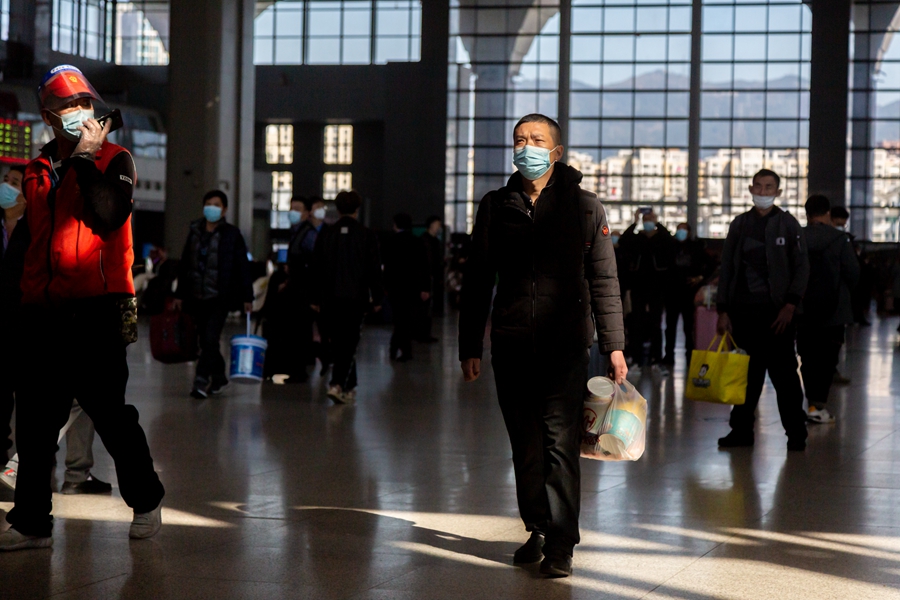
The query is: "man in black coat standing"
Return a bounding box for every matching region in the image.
[383,213,431,361]
[420,215,445,341]
[459,114,627,578]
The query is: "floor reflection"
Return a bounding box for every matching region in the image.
[1,315,900,598]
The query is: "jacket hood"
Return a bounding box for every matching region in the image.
[805,221,846,251]
[506,162,584,190]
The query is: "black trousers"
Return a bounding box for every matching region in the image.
[7,300,164,537]
[628,289,665,363]
[728,307,807,441]
[390,294,417,358]
[797,325,844,410]
[321,300,366,390]
[492,349,588,557]
[191,299,229,386]
[665,289,695,359]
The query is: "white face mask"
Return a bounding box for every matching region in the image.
[312,207,326,220]
[751,194,776,210]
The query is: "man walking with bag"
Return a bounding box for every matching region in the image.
[459,114,627,578]
[797,196,858,424]
[716,169,809,451]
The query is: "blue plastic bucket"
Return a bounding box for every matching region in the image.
[229,315,267,383]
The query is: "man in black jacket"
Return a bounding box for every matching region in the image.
[716,169,809,451]
[798,196,859,424]
[619,210,674,370]
[665,223,714,363]
[420,215,445,340]
[383,213,431,361]
[459,114,627,578]
[311,191,383,404]
[173,190,253,399]
[285,196,326,382]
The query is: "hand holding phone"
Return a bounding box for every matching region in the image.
[96,109,123,133]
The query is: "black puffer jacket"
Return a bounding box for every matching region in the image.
[458,163,625,360]
[175,219,253,310]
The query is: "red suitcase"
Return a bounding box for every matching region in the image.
[150,310,199,363]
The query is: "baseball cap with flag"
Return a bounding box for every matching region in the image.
[38,65,102,112]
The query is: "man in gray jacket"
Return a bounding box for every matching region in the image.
[716,169,809,451]
[797,196,859,424]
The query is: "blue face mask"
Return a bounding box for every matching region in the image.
[0,182,19,209]
[288,210,302,225]
[611,235,619,245]
[203,205,223,223]
[675,229,688,242]
[513,145,558,181]
[643,221,656,232]
[52,108,94,142]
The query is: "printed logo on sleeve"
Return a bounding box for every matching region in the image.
[119,175,133,185]
[602,225,609,236]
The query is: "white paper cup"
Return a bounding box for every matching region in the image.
[587,376,616,401]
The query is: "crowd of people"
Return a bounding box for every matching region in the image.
[0,64,878,582]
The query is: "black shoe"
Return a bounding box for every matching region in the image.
[209,379,229,395]
[540,555,573,578]
[190,387,208,400]
[61,476,112,495]
[787,438,807,451]
[513,532,545,564]
[284,373,308,384]
[718,432,754,448]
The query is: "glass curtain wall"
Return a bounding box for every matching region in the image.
[254,0,421,66]
[698,0,811,237]
[446,1,560,234]
[849,2,900,242]
[446,0,812,237]
[568,0,692,234]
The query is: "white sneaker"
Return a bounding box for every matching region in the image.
[807,407,835,424]
[0,465,16,490]
[0,528,52,551]
[129,503,162,539]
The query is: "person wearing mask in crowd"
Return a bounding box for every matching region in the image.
[0,65,165,550]
[459,114,627,578]
[716,169,809,451]
[619,209,674,374]
[284,196,327,382]
[0,165,25,467]
[173,190,253,399]
[664,223,713,364]
[311,191,383,404]
[797,196,859,424]
[420,215,445,342]
[383,213,431,362]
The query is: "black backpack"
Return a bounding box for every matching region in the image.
[803,237,842,322]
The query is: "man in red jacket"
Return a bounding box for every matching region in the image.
[0,65,165,551]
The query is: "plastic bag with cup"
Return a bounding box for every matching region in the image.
[581,377,648,462]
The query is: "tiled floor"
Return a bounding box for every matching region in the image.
[2,314,900,599]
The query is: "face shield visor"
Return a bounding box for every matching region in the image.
[38,65,104,113]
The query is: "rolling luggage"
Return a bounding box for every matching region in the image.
[150,309,199,364]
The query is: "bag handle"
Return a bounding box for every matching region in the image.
[706,332,737,354]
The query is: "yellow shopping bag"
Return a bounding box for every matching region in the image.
[685,333,749,405]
